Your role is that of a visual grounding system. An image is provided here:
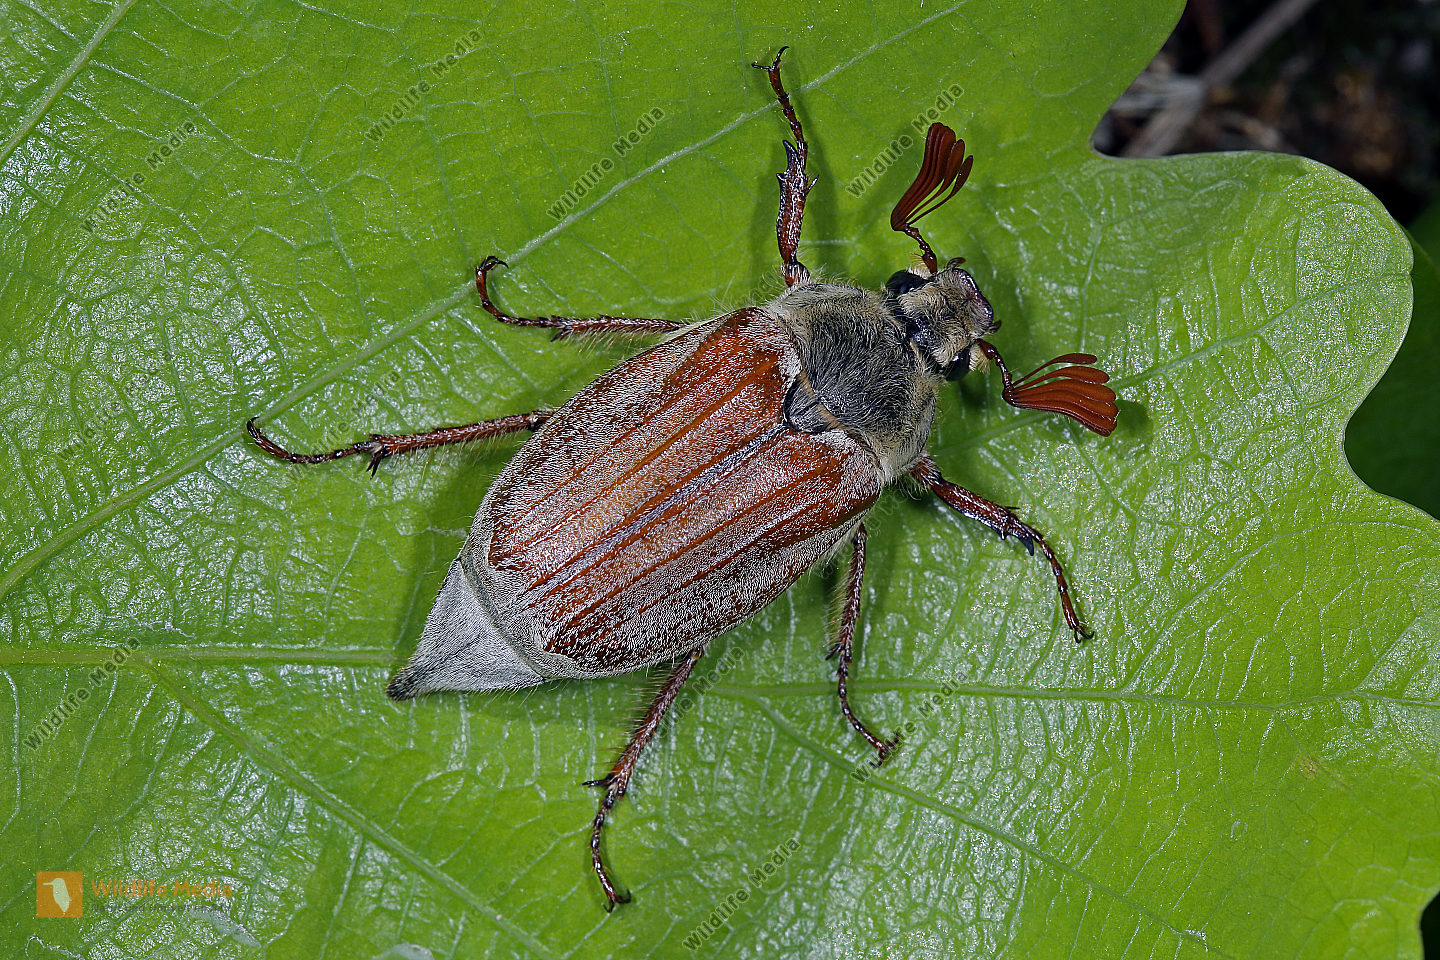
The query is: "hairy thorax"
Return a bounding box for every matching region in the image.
[768,282,938,480]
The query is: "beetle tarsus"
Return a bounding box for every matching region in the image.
[475,255,508,294]
[590,784,633,911]
[869,732,902,767]
[246,417,357,465]
[751,45,788,74]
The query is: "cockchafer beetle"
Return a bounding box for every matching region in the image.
[247,47,1117,910]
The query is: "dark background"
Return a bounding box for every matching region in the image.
[1096,0,1440,950]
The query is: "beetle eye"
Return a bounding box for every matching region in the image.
[886,270,930,297]
[944,348,972,380]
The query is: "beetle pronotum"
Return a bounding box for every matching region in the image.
[248,48,1116,910]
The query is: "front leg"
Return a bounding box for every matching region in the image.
[476,256,683,340]
[752,47,813,287]
[586,643,707,910]
[910,455,1093,641]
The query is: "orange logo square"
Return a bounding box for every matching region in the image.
[36,871,82,918]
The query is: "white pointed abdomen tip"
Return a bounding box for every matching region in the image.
[388,558,545,699]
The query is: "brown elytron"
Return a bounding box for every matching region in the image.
[246,47,1117,911]
[484,307,882,676]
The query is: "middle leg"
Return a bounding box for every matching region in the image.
[246,409,551,476]
[475,256,683,339]
[829,522,899,763]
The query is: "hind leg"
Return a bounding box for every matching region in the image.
[585,644,708,910]
[246,409,551,475]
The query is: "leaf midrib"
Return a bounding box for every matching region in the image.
[5,644,1433,711]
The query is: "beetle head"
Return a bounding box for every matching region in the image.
[884,122,996,378]
[886,260,996,380]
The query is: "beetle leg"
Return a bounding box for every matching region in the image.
[246,409,551,476]
[831,522,901,764]
[910,455,1092,642]
[585,643,708,911]
[475,257,682,339]
[752,47,812,287]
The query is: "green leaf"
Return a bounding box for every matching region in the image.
[4,2,1437,958]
